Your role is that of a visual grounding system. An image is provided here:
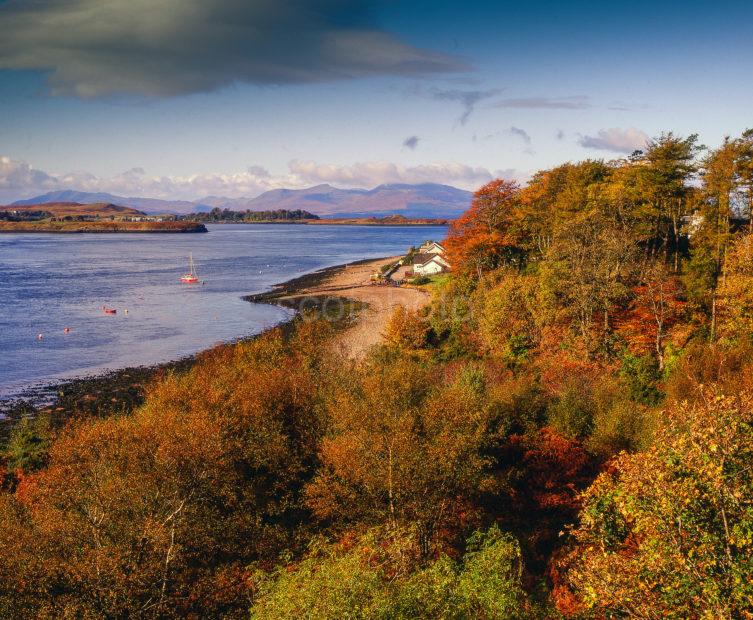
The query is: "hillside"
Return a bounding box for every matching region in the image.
[5,202,145,218]
[11,192,208,215]
[3,130,753,617]
[13,183,472,218]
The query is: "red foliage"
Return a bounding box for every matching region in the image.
[12,469,40,506]
[507,428,591,513]
[614,275,686,359]
[490,428,596,572]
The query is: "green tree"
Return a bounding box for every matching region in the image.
[639,132,702,269]
[249,525,531,619]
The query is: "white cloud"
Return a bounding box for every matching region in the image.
[0,157,287,202]
[288,160,496,189]
[0,0,465,98]
[578,127,649,153]
[0,156,57,191]
[0,156,512,202]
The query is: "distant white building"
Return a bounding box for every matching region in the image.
[413,253,451,275]
[681,212,705,238]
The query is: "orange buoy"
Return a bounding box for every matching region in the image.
[37,333,43,340]
[64,327,70,333]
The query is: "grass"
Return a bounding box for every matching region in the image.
[409,273,451,289]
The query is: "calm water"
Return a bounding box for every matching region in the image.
[0,224,447,396]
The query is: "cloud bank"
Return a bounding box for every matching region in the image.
[0,0,465,98]
[0,156,506,202]
[288,160,496,188]
[578,127,649,153]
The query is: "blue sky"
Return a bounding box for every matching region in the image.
[1,0,752,201]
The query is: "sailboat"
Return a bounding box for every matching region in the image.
[180,253,200,283]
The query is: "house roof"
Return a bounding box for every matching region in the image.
[413,253,450,267]
[420,241,446,250]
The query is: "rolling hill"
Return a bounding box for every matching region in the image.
[11,191,208,215]
[5,202,146,218]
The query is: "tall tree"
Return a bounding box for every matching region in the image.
[639,132,702,269]
[445,179,525,277]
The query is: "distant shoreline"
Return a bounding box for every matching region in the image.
[0,221,207,233]
[190,218,450,226]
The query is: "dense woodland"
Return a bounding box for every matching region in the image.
[2,130,753,618]
[184,208,319,222]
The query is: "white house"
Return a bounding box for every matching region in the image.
[418,241,446,255]
[413,253,451,276]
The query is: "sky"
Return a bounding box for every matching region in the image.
[1,0,752,202]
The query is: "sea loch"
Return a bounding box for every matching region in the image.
[0,223,447,396]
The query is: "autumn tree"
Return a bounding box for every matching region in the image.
[473,270,541,364]
[445,179,525,277]
[616,263,686,371]
[383,305,430,352]
[716,233,753,342]
[738,129,753,230]
[539,214,638,348]
[561,389,753,617]
[305,355,494,551]
[486,428,595,572]
[0,327,331,618]
[517,161,610,260]
[638,132,701,268]
[249,525,531,619]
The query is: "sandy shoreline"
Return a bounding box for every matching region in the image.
[0,255,430,427]
[253,256,430,358]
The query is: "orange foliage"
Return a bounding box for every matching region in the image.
[444,179,524,275]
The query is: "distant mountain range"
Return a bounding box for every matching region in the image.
[10,183,471,219]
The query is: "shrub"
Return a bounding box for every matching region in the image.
[250,525,531,619]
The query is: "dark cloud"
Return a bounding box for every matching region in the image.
[578,127,649,153]
[494,96,590,110]
[428,88,501,125]
[402,135,420,150]
[507,126,531,145]
[0,0,466,98]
